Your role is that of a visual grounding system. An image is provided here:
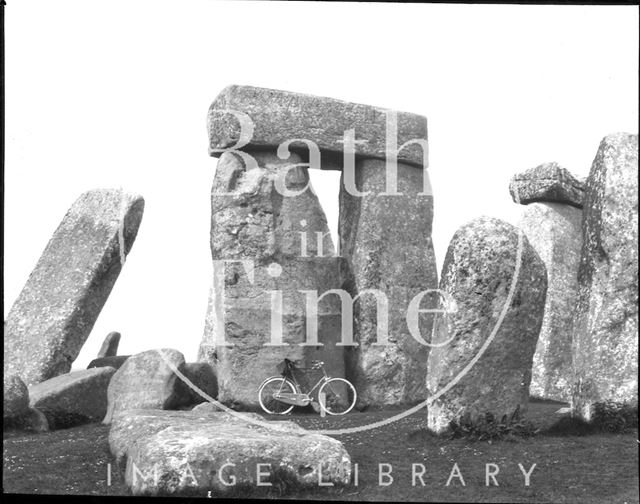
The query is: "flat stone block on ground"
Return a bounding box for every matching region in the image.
[109,408,351,496]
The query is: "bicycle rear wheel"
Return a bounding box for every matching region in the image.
[318,378,357,415]
[258,377,297,415]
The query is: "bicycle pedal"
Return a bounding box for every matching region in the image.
[310,401,321,413]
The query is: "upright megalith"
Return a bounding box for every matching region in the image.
[340,158,438,407]
[518,202,582,402]
[4,189,144,386]
[426,217,547,433]
[510,163,585,402]
[97,331,121,358]
[198,147,346,408]
[572,133,638,420]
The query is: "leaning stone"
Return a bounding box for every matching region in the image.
[4,189,144,386]
[572,133,639,420]
[208,84,428,170]
[87,355,130,370]
[426,217,547,433]
[109,409,351,496]
[509,162,585,208]
[29,367,116,428]
[340,158,438,406]
[103,349,185,424]
[97,331,121,358]
[198,151,347,409]
[3,375,29,420]
[519,203,582,402]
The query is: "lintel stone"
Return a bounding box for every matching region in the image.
[207,85,428,170]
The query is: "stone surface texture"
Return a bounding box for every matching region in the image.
[4,189,144,386]
[572,133,639,420]
[509,162,585,208]
[174,362,218,407]
[198,151,347,409]
[29,367,116,427]
[520,203,583,402]
[109,408,351,496]
[426,217,547,433]
[208,84,428,170]
[339,158,438,407]
[103,349,185,424]
[3,374,30,420]
[9,408,49,432]
[97,331,121,358]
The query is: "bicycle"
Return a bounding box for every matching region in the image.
[258,359,357,416]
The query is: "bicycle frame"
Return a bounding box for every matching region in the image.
[278,363,330,399]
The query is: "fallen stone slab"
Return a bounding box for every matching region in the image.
[4,189,144,386]
[109,408,351,496]
[3,374,29,420]
[87,355,130,370]
[426,217,547,433]
[572,133,638,420]
[97,331,121,358]
[29,367,116,428]
[509,162,585,208]
[103,349,185,424]
[208,84,428,170]
[520,202,582,402]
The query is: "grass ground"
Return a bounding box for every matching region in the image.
[3,401,638,502]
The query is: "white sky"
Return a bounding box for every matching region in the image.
[4,1,638,369]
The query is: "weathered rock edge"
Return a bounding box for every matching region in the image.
[208,84,428,169]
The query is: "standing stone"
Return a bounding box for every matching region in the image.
[97,331,121,358]
[339,158,438,406]
[572,133,638,420]
[4,189,144,386]
[29,367,116,428]
[198,151,346,408]
[3,375,30,420]
[426,217,547,433]
[103,349,185,424]
[518,202,582,401]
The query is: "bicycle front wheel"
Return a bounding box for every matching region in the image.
[318,378,357,415]
[258,377,297,415]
